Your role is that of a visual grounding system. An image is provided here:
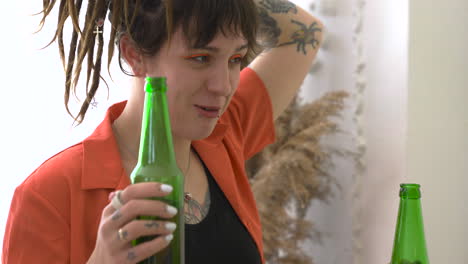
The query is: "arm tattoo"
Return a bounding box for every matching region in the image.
[184,190,211,225]
[278,20,322,54]
[258,7,282,49]
[260,0,298,14]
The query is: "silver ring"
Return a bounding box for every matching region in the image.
[118,228,126,241]
[111,190,124,210]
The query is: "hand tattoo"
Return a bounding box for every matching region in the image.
[260,0,298,14]
[144,221,160,229]
[279,20,322,54]
[111,209,122,221]
[127,251,137,261]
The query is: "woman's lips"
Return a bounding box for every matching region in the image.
[194,105,221,118]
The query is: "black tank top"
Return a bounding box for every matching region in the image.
[184,162,262,264]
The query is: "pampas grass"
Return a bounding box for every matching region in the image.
[246,90,349,264]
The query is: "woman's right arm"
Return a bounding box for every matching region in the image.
[3,181,178,264]
[2,184,70,263]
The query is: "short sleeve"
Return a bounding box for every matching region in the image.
[224,67,276,160]
[2,182,70,263]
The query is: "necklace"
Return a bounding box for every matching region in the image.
[183,151,193,203]
[112,124,193,203]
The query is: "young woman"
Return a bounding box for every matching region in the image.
[3,0,322,263]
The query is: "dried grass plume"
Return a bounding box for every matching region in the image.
[246,90,349,264]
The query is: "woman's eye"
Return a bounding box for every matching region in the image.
[230,55,243,64]
[185,54,209,63]
[193,56,208,63]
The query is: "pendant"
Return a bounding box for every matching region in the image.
[184,192,192,203]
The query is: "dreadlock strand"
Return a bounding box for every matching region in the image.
[75,0,95,61]
[65,0,95,118]
[58,31,66,70]
[65,0,84,79]
[64,51,76,117]
[81,0,106,90]
[43,0,51,9]
[165,0,173,44]
[96,11,111,100]
[59,1,75,107]
[130,0,140,31]
[74,0,108,123]
[86,11,96,93]
[123,0,130,35]
[82,0,96,37]
[69,0,84,101]
[74,0,106,74]
[83,0,98,90]
[40,0,52,15]
[72,0,99,97]
[85,35,97,90]
[56,0,70,69]
[107,0,122,73]
[67,0,82,35]
[76,30,105,124]
[37,0,57,32]
[63,28,81,117]
[64,11,83,108]
[123,0,140,38]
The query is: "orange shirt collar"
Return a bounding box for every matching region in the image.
[80,101,228,189]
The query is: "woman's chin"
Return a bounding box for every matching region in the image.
[175,123,217,141]
[193,126,217,140]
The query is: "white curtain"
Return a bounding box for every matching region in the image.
[294,0,408,263]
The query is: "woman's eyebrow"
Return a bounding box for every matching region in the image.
[189,43,249,53]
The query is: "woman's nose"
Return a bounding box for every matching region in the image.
[207,67,232,96]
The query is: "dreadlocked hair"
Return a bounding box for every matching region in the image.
[38,0,259,125]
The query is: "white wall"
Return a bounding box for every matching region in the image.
[407,0,468,262]
[0,1,129,252]
[360,0,408,263]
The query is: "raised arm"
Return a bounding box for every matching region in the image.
[249,0,323,119]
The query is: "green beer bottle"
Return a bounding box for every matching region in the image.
[130,77,185,264]
[390,183,429,264]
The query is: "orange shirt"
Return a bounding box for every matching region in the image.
[2,67,275,263]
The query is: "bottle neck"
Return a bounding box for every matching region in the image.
[399,183,421,199]
[137,89,177,166]
[391,184,429,263]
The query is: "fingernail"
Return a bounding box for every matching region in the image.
[160,184,173,193]
[166,205,178,215]
[165,222,177,231]
[108,191,115,201]
[165,234,174,242]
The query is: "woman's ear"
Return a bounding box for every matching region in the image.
[119,34,145,77]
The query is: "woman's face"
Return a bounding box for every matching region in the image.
[142,27,248,141]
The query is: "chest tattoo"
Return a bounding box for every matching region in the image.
[184,189,211,225]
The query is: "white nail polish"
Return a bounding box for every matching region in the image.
[165,222,177,231]
[160,184,173,193]
[165,234,174,242]
[166,205,178,215]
